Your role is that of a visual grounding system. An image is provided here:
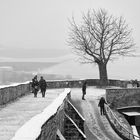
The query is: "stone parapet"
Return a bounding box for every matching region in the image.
[44,79,129,89]
[106,88,140,108]
[0,79,130,106]
[45,80,83,88]
[108,79,129,88]
[0,82,31,105]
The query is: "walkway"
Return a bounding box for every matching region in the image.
[71,87,122,140]
[0,87,123,140]
[0,89,64,140]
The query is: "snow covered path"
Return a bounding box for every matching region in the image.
[0,87,122,140]
[71,87,122,140]
[0,89,64,140]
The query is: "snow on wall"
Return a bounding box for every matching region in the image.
[0,81,30,89]
[11,88,71,140]
[0,82,31,105]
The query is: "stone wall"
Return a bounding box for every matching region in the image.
[106,88,140,108]
[46,80,83,88]
[64,100,86,140]
[0,82,31,105]
[0,79,129,106]
[108,79,129,88]
[37,99,67,140]
[45,79,129,89]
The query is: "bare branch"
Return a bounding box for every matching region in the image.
[68,9,136,65]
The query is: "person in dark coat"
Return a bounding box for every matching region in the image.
[39,76,47,97]
[32,77,39,97]
[98,97,107,115]
[82,81,87,100]
[135,79,139,87]
[31,78,35,93]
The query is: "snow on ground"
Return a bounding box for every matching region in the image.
[87,87,106,96]
[11,88,70,140]
[71,87,123,140]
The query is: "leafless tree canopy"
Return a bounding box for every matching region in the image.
[68,9,135,64]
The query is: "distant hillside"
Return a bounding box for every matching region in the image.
[40,59,99,79]
[0,62,58,72]
[40,56,140,80]
[0,61,72,85]
[0,54,140,82]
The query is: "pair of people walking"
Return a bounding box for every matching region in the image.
[31,75,47,98]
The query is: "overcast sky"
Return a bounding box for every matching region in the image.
[0,0,140,58]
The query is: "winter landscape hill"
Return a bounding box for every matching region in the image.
[38,54,140,80]
[0,54,140,85]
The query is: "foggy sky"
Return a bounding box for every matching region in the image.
[0,0,140,58]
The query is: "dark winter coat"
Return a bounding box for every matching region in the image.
[32,79,39,87]
[98,97,107,107]
[31,79,39,93]
[39,79,47,90]
[82,82,87,94]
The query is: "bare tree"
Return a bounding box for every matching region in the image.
[68,9,135,85]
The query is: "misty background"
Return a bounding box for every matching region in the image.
[0,0,140,85]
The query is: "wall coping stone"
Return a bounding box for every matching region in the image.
[0,81,30,89]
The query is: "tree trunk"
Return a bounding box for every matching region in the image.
[98,63,108,86]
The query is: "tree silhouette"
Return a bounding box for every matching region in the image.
[68,9,135,85]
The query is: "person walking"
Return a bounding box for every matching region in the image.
[31,78,35,93]
[98,97,107,115]
[39,76,47,97]
[82,81,87,100]
[32,77,39,97]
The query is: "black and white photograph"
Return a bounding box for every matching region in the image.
[0,0,140,139]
